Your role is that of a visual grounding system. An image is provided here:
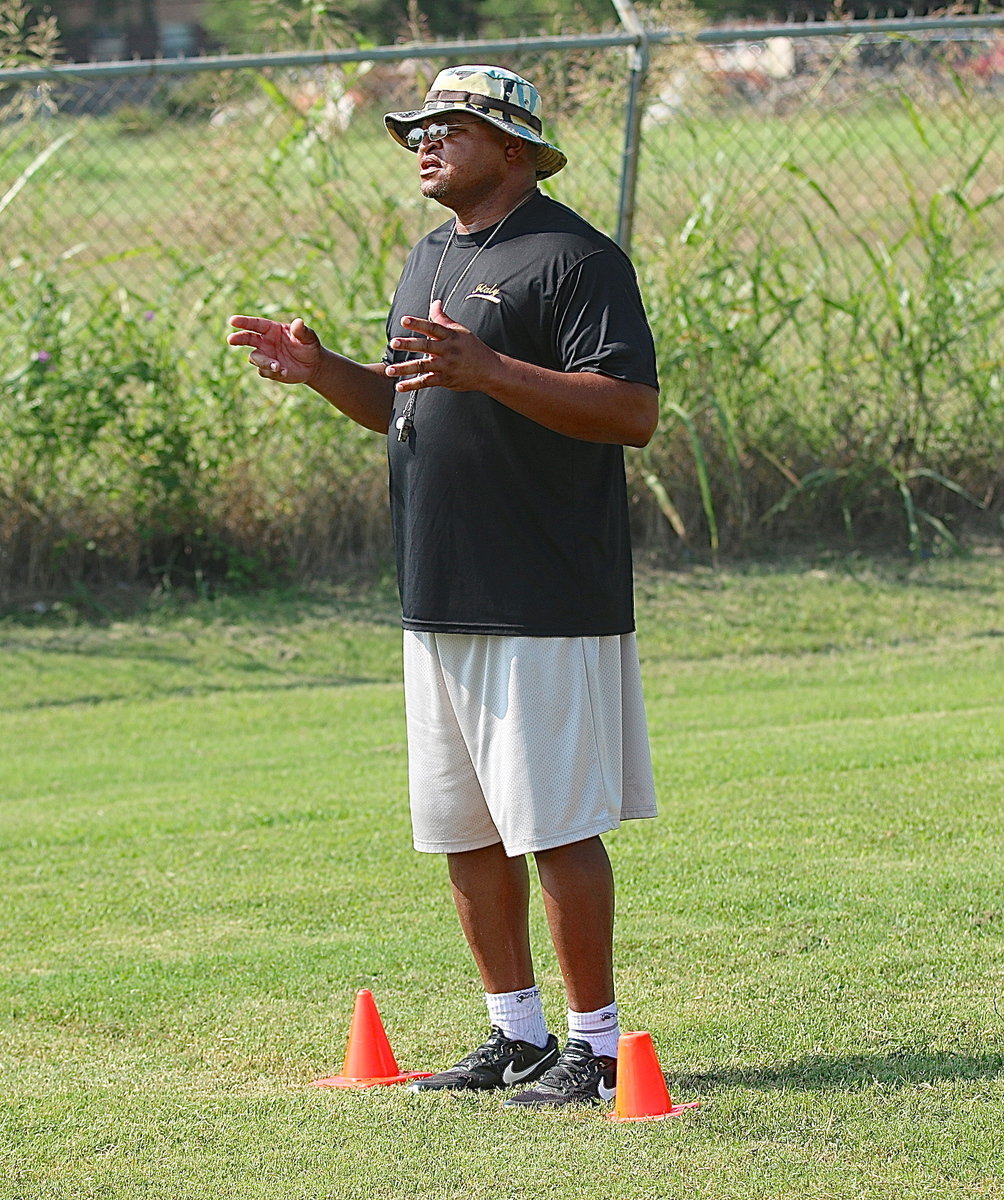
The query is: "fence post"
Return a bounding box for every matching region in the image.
[610,0,650,253]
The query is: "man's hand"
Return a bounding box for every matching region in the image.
[227,315,322,385]
[385,300,499,394]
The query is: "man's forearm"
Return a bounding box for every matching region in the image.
[480,354,659,448]
[309,350,396,434]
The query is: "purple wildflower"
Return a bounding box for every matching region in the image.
[32,350,52,363]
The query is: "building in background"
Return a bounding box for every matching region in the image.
[35,0,1004,64]
[38,1,209,62]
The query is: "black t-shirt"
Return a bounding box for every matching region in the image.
[384,191,658,637]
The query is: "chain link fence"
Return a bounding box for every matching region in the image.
[3,22,1001,294]
[1,19,1002,592]
[643,23,1002,277]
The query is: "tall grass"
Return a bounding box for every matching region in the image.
[1,65,1002,599]
[0,248,394,597]
[636,96,1003,561]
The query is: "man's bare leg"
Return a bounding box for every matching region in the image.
[534,835,615,1012]
[447,842,534,993]
[407,843,557,1093]
[501,835,619,1107]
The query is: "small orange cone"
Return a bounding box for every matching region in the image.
[311,988,432,1089]
[608,1031,700,1122]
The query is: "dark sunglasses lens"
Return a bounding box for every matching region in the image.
[406,123,449,147]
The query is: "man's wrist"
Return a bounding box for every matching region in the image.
[303,346,331,392]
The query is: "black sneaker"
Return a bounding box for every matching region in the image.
[503,1038,617,1108]
[409,1027,559,1092]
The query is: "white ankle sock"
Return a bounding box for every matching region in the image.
[485,986,550,1048]
[567,1002,620,1058]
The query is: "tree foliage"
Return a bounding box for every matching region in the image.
[199,0,623,49]
[2,0,59,67]
[34,0,640,61]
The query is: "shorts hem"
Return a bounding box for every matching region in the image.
[506,814,629,858]
[621,805,659,821]
[413,832,503,855]
[513,823,617,857]
[413,807,657,857]
[525,807,659,855]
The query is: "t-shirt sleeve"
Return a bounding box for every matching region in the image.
[549,249,657,388]
[551,249,659,389]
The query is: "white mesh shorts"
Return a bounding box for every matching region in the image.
[403,630,658,857]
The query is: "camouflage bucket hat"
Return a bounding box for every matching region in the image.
[384,64,567,181]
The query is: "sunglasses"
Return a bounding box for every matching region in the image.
[404,122,469,148]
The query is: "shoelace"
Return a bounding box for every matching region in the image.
[457,1029,512,1068]
[536,1047,599,1088]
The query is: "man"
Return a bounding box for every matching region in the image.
[228,64,659,1108]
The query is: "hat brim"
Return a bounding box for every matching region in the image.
[384,106,566,181]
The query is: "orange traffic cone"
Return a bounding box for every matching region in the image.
[311,988,432,1089]
[608,1031,700,1122]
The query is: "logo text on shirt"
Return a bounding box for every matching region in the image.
[466,283,502,304]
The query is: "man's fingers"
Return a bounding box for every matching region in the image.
[251,352,286,376]
[393,372,434,393]
[400,315,449,340]
[390,335,436,354]
[289,317,319,346]
[385,356,432,379]
[229,315,318,352]
[228,314,275,333]
[428,299,453,325]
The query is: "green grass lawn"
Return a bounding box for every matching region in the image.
[2,555,1003,1199]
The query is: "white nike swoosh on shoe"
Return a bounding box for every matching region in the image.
[502,1060,548,1085]
[597,1081,617,1101]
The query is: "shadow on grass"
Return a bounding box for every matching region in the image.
[675,1049,1004,1094]
[9,675,398,712]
